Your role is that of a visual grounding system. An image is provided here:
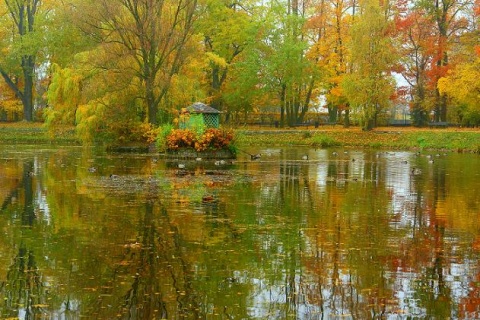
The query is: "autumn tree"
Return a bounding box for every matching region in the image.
[0,0,46,121]
[44,64,82,128]
[255,0,320,127]
[396,10,436,126]
[307,0,355,126]
[415,0,471,122]
[438,57,480,125]
[197,0,255,117]
[342,0,396,130]
[42,1,98,132]
[437,0,480,125]
[81,0,198,126]
[0,79,22,120]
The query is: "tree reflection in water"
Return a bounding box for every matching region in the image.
[4,244,46,319]
[0,146,479,319]
[115,200,202,319]
[1,160,45,319]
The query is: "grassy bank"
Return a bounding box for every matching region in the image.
[1,123,479,152]
[0,122,80,145]
[236,127,480,153]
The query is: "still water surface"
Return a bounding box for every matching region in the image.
[0,145,479,319]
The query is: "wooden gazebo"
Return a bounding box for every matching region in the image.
[179,102,221,129]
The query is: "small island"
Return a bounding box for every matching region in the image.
[159,102,236,159]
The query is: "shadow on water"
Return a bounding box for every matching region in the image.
[0,145,479,319]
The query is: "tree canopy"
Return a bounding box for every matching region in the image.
[0,0,477,138]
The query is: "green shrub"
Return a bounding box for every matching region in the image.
[368,142,382,148]
[417,137,427,149]
[156,124,174,152]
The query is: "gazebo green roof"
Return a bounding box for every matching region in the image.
[185,102,221,114]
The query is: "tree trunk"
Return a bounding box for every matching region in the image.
[343,107,350,128]
[2,0,40,122]
[435,1,449,122]
[298,79,315,123]
[280,84,286,127]
[146,78,157,125]
[210,65,221,110]
[363,118,374,131]
[22,56,35,121]
[328,104,338,123]
[439,91,447,122]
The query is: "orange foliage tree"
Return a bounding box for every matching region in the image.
[415,0,470,122]
[395,9,437,126]
[306,0,354,126]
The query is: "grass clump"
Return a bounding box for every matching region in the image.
[309,134,339,148]
[302,131,313,139]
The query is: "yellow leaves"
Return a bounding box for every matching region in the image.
[0,47,9,56]
[438,57,480,110]
[1,99,22,112]
[46,64,83,127]
[133,122,160,144]
[75,102,104,143]
[205,52,228,68]
[330,85,343,97]
[0,77,22,120]
[437,76,449,96]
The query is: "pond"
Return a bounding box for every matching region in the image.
[0,145,479,319]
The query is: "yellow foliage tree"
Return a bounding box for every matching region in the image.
[75,0,198,126]
[45,64,82,128]
[437,4,480,125]
[438,57,480,123]
[0,80,22,121]
[307,0,353,126]
[342,0,396,130]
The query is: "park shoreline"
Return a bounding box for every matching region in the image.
[1,123,479,153]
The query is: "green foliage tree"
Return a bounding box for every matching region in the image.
[198,0,256,117]
[253,0,319,127]
[0,0,47,121]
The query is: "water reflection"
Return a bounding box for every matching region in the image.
[0,145,479,319]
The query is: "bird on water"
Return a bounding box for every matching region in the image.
[251,154,261,160]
